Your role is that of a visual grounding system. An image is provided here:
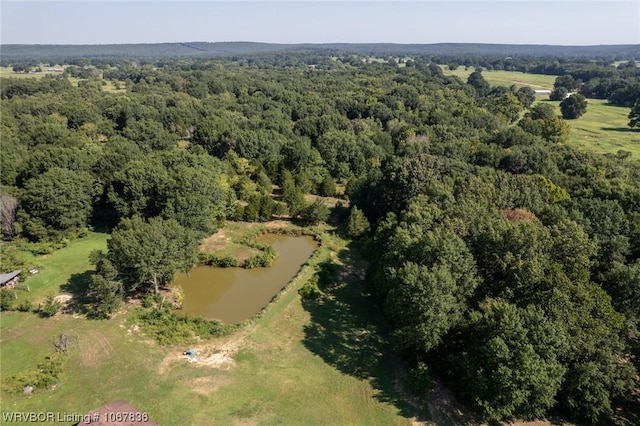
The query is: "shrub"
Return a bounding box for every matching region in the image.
[16,299,33,312]
[299,199,330,226]
[38,293,62,317]
[135,307,233,345]
[0,288,15,311]
[3,354,65,394]
[142,293,155,308]
[408,362,433,394]
[298,275,322,300]
[243,247,277,269]
[346,207,371,237]
[197,252,239,267]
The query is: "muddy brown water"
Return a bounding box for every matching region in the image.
[172,234,318,324]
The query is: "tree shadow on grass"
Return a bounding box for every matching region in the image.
[301,247,431,423]
[600,127,638,133]
[60,271,94,317]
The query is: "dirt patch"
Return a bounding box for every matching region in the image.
[157,325,257,374]
[54,294,73,304]
[262,220,291,229]
[199,229,232,252]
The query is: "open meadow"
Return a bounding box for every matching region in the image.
[544,98,640,157]
[440,66,557,89]
[440,67,639,157]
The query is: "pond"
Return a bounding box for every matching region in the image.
[172,234,318,324]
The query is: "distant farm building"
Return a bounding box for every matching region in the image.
[47,68,64,72]
[534,90,552,96]
[0,270,21,288]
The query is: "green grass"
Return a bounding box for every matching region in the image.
[0,67,53,79]
[1,225,420,425]
[438,66,639,157]
[537,98,640,157]
[0,67,92,88]
[7,233,109,306]
[441,66,556,89]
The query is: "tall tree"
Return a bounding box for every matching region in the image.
[107,216,197,294]
[455,299,566,422]
[628,99,640,128]
[18,167,97,241]
[467,69,490,97]
[346,206,370,238]
[0,192,18,239]
[515,86,536,108]
[560,94,588,119]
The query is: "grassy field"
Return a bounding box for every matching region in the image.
[440,66,556,89]
[7,233,109,306]
[537,98,640,157]
[0,225,421,425]
[0,66,126,92]
[438,66,639,157]
[0,67,61,79]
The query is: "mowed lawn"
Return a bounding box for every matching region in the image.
[539,98,640,157]
[0,231,417,425]
[441,66,556,89]
[12,232,109,305]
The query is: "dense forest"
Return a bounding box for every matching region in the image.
[1,51,639,424]
[2,41,639,61]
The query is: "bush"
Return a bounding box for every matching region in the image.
[197,252,239,267]
[299,275,322,300]
[299,199,330,226]
[0,289,16,311]
[346,207,370,238]
[16,299,33,312]
[243,247,277,269]
[3,354,65,394]
[135,306,233,345]
[408,362,433,394]
[38,293,62,317]
[142,293,155,308]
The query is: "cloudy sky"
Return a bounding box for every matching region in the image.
[1,1,639,45]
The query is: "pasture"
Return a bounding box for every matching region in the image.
[440,66,556,89]
[0,66,126,92]
[540,98,640,157]
[439,66,639,157]
[0,227,420,425]
[0,67,62,79]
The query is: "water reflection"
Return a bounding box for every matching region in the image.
[173,235,317,323]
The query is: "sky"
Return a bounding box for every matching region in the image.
[1,1,639,46]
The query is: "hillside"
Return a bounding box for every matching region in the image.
[2,42,639,59]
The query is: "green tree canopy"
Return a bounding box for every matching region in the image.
[18,167,97,241]
[107,216,198,294]
[628,99,640,128]
[560,94,588,119]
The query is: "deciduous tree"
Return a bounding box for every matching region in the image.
[107,216,197,294]
[560,94,587,119]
